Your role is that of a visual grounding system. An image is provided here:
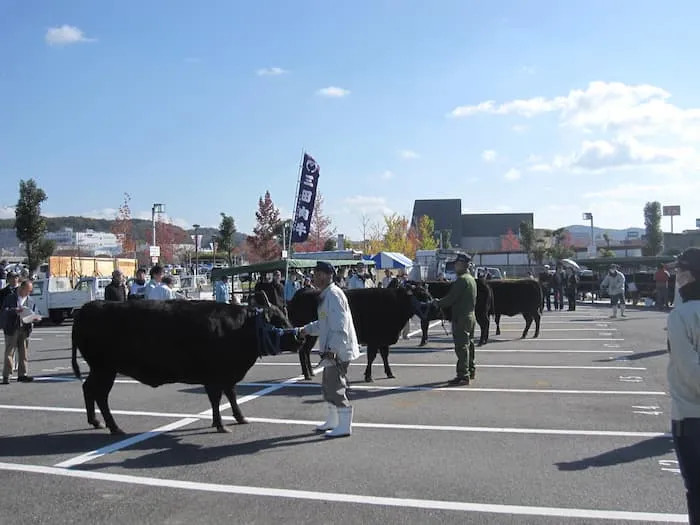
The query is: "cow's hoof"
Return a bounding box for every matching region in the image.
[216,426,231,433]
[109,427,125,436]
[236,418,249,425]
[88,419,103,429]
[533,334,540,339]
[386,373,395,379]
[303,375,312,381]
[418,341,427,347]
[364,376,373,383]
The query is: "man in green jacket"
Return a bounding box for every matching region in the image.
[435,253,477,386]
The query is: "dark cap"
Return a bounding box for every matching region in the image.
[454,253,471,264]
[6,271,18,278]
[677,247,700,272]
[314,261,335,275]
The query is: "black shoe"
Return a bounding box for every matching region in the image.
[364,375,373,383]
[469,370,476,380]
[17,375,34,383]
[1,377,9,385]
[447,376,469,386]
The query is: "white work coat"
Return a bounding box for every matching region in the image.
[303,283,360,363]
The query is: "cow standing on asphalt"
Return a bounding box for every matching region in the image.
[72,299,302,434]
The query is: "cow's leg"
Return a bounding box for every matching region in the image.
[495,314,501,336]
[299,339,313,380]
[521,313,533,339]
[93,370,123,435]
[419,318,429,346]
[365,345,377,382]
[379,346,394,379]
[533,311,541,338]
[476,312,489,345]
[205,384,228,433]
[82,374,103,429]
[224,385,248,425]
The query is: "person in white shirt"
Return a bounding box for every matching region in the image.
[600,264,626,318]
[667,247,700,522]
[347,262,368,290]
[160,276,178,300]
[381,269,394,289]
[144,265,173,301]
[299,261,360,438]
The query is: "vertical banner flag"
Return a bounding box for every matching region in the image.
[291,153,320,243]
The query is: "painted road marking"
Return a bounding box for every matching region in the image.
[659,459,681,474]
[254,362,647,371]
[406,321,441,338]
[619,376,643,383]
[0,405,671,438]
[604,344,621,348]
[238,382,666,396]
[390,348,634,354]
[633,410,662,416]
[54,373,313,468]
[0,462,685,522]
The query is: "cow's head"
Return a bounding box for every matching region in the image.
[250,296,305,356]
[403,283,433,322]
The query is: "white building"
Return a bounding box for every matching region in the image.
[46,228,121,256]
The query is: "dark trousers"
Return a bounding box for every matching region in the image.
[672,418,700,524]
[566,291,576,311]
[553,288,564,310]
[541,287,552,311]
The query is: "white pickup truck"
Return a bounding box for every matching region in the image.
[30,276,111,324]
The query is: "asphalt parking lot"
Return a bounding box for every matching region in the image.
[0,305,689,524]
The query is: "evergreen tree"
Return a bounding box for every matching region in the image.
[215,213,237,265]
[15,179,51,271]
[519,220,535,267]
[643,201,663,255]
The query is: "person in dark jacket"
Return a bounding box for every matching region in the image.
[538,265,552,311]
[2,279,37,384]
[0,271,20,304]
[553,266,565,310]
[565,267,579,311]
[104,270,127,302]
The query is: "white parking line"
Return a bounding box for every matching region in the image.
[253,362,647,371]
[53,374,311,468]
[239,382,666,396]
[0,462,685,522]
[390,348,634,354]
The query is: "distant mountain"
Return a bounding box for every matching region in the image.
[0,216,247,247]
[564,224,645,242]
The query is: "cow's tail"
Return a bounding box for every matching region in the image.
[71,310,81,379]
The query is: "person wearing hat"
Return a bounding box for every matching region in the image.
[434,253,477,385]
[601,264,626,318]
[538,265,553,311]
[347,262,368,289]
[105,270,127,302]
[667,247,700,522]
[0,271,20,305]
[298,261,360,437]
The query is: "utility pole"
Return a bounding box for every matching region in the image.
[151,203,164,265]
[583,212,594,257]
[193,224,200,281]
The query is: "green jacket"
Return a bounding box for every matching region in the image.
[437,273,477,322]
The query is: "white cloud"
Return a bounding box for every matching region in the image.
[256,67,288,76]
[398,149,420,160]
[481,149,496,162]
[504,168,521,181]
[343,195,392,215]
[380,170,395,180]
[0,206,15,219]
[571,138,678,170]
[316,86,350,98]
[45,25,95,46]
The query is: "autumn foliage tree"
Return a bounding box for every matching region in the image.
[294,192,336,252]
[247,190,282,262]
[415,215,438,250]
[381,213,419,259]
[147,218,186,263]
[111,193,135,257]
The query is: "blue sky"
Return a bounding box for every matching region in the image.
[2,1,700,238]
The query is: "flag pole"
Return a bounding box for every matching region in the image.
[285,148,305,300]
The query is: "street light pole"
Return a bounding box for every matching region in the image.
[193,224,200,280]
[583,212,594,257]
[151,203,164,265]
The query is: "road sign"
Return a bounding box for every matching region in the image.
[663,205,681,216]
[151,256,159,264]
[582,212,592,220]
[696,218,700,228]
[149,245,160,257]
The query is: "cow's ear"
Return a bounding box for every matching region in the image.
[406,287,414,296]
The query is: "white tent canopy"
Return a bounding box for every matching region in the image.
[370,252,413,269]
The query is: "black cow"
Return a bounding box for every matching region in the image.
[415,279,493,346]
[286,286,428,382]
[72,299,302,435]
[488,279,543,338]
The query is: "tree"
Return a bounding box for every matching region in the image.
[247,190,282,262]
[599,248,615,257]
[603,232,611,249]
[15,179,49,271]
[439,229,452,249]
[532,241,547,265]
[359,213,372,253]
[149,219,183,263]
[643,201,663,256]
[214,213,237,266]
[416,215,438,250]
[323,238,336,251]
[381,213,419,258]
[546,227,574,260]
[295,192,336,252]
[111,193,135,257]
[519,220,535,267]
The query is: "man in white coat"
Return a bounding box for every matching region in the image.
[601,264,627,318]
[300,261,360,438]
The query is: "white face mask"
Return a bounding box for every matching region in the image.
[676,269,695,289]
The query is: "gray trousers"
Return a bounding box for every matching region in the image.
[322,360,350,408]
[3,331,29,378]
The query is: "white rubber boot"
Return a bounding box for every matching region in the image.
[315,403,338,432]
[620,303,626,317]
[326,406,353,438]
[610,305,618,318]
